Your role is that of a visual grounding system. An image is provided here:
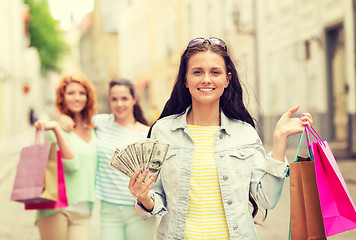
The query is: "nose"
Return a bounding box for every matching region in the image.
[117,100,124,106]
[201,73,211,84]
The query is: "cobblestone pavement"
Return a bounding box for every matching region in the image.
[1,129,356,239]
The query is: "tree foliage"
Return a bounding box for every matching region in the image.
[25,0,70,73]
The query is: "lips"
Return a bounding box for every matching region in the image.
[114,108,126,114]
[198,88,214,92]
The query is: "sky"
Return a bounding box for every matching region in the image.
[47,0,95,30]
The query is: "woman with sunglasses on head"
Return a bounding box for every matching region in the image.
[128,37,313,240]
[34,74,98,240]
[58,78,157,240]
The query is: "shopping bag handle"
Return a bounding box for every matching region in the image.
[305,125,326,147]
[35,125,47,145]
[294,126,315,162]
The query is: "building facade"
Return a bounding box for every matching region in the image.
[116,0,257,123]
[79,0,119,113]
[0,0,43,139]
[256,0,356,154]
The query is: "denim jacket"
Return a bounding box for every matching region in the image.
[136,107,289,240]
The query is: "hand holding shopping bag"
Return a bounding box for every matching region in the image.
[307,125,356,236]
[289,127,326,240]
[11,128,57,204]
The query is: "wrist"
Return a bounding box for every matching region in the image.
[273,129,288,141]
[52,122,60,132]
[139,195,154,212]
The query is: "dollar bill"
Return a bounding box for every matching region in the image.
[117,150,136,174]
[109,139,168,182]
[109,153,133,178]
[133,142,144,169]
[141,140,156,170]
[143,142,169,182]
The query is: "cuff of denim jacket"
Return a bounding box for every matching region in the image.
[265,152,290,178]
[135,193,167,219]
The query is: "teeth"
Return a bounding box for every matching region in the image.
[199,88,213,92]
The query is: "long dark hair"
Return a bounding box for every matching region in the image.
[109,78,149,126]
[148,40,264,219]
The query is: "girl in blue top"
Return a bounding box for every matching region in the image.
[128,37,313,239]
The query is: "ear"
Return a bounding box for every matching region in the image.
[225,72,231,88]
[133,97,137,105]
[185,79,188,88]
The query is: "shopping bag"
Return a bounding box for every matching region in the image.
[11,129,57,204]
[308,125,356,236]
[289,128,326,240]
[25,151,68,210]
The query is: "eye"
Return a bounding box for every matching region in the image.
[80,91,87,95]
[110,97,117,101]
[212,71,221,75]
[193,70,202,75]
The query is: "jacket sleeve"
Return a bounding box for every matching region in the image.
[249,142,289,209]
[135,177,168,219]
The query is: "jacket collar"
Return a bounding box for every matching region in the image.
[170,106,231,135]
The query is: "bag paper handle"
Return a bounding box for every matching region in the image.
[35,125,46,145]
[306,125,326,147]
[294,126,314,162]
[294,128,305,162]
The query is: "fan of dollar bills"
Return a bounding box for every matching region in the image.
[109,139,170,182]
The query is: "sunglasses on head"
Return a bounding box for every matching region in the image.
[187,37,227,51]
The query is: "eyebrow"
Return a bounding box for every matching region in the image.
[190,67,223,70]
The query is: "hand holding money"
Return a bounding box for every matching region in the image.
[128,168,156,212]
[109,139,169,183]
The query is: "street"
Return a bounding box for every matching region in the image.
[1,129,356,239]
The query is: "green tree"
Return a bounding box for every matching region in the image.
[25,0,70,73]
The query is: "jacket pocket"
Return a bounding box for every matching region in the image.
[228,148,254,160]
[227,148,255,179]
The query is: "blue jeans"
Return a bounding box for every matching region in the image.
[100,201,158,240]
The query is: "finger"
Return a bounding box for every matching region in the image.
[128,168,142,189]
[302,113,313,123]
[133,168,149,188]
[300,119,311,128]
[138,173,157,197]
[34,121,43,130]
[285,106,300,118]
[300,115,313,124]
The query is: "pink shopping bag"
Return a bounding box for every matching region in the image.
[307,126,356,236]
[11,129,57,204]
[24,151,68,210]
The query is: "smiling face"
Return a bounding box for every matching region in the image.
[64,82,88,114]
[185,51,230,108]
[109,85,136,121]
